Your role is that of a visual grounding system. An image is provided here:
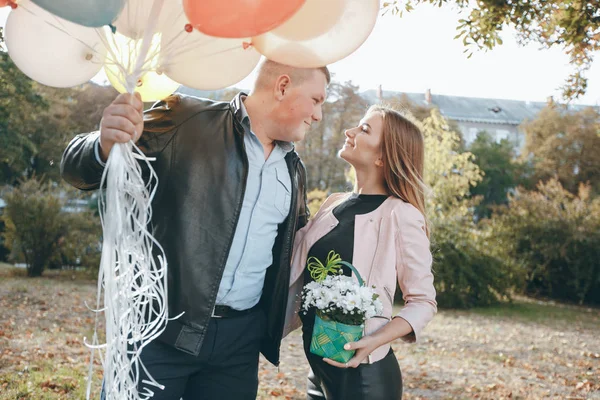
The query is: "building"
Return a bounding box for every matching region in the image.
[362,86,598,152]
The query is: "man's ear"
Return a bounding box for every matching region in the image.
[274,75,291,100]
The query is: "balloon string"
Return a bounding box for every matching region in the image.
[126,0,165,93]
[86,1,171,399]
[161,42,247,69]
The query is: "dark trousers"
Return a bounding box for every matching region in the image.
[101,308,266,400]
[303,330,403,400]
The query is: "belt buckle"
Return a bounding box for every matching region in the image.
[210,306,223,318]
[211,306,223,319]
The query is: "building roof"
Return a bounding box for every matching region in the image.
[177,86,598,127]
[361,89,598,126]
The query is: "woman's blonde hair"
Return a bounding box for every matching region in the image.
[368,105,430,235]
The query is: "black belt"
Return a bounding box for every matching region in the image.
[211,304,260,319]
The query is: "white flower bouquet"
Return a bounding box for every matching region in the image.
[302,251,383,363]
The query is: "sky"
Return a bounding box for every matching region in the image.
[1,4,599,106]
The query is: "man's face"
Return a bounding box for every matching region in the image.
[272,70,328,143]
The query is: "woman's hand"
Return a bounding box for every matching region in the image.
[322,316,414,369]
[322,335,379,368]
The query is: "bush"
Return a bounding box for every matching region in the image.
[428,216,517,308]
[490,179,600,305]
[2,178,101,277]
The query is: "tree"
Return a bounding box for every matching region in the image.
[489,179,600,305]
[383,0,600,100]
[418,109,516,308]
[521,105,600,195]
[2,178,101,276]
[469,131,522,219]
[422,108,482,219]
[0,30,48,184]
[2,178,65,276]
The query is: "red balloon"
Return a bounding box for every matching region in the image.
[183,0,305,38]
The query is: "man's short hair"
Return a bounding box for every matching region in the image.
[253,59,331,91]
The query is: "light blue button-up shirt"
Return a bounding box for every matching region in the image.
[215,97,293,310]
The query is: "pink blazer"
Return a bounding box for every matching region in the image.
[284,193,437,364]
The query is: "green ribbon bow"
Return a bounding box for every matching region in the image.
[307,250,365,286]
[307,250,342,282]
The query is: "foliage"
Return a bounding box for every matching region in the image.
[418,109,517,308]
[468,131,523,218]
[1,178,101,277]
[306,188,328,218]
[430,217,518,308]
[521,105,600,195]
[0,41,48,184]
[421,108,482,219]
[489,179,600,305]
[1,27,118,185]
[383,0,600,100]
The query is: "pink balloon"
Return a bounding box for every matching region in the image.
[183,0,306,38]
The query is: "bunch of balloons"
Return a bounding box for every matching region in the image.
[3,0,379,101]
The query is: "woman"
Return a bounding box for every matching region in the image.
[283,105,437,400]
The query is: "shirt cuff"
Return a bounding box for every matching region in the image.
[94,138,106,167]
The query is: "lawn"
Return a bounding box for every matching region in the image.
[1,263,599,399]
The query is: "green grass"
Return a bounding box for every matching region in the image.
[467,297,600,329]
[0,361,102,400]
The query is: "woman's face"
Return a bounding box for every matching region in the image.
[339,112,384,169]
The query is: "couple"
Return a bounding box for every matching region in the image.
[61,59,436,400]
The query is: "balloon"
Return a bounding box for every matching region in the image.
[105,66,180,102]
[183,0,305,38]
[271,0,345,41]
[4,0,106,88]
[252,0,379,68]
[104,32,179,102]
[158,7,261,90]
[114,0,183,39]
[0,0,14,8]
[31,0,125,27]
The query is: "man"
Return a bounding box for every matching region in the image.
[61,59,330,399]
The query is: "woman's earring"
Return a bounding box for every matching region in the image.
[375,158,383,167]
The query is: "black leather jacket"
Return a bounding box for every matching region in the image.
[60,93,309,366]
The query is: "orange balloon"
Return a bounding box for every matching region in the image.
[1,0,12,7]
[183,0,306,38]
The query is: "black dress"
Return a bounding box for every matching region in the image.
[300,194,402,400]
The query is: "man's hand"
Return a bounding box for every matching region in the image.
[99,92,144,161]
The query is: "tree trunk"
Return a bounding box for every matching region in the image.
[27,254,46,277]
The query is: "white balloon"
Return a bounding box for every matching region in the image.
[271,0,345,42]
[159,9,261,90]
[252,0,380,68]
[4,0,106,88]
[114,0,187,39]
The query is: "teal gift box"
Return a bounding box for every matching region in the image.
[310,313,364,363]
